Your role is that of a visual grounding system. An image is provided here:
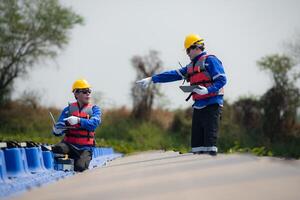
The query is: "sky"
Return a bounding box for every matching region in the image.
[13,0,300,109]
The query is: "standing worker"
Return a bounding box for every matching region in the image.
[136,34,227,156]
[52,79,101,171]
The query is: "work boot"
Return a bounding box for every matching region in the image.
[208,151,217,156]
[193,151,205,155]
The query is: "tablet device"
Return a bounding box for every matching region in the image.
[179,85,200,93]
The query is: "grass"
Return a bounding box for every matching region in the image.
[0,101,299,158]
[0,132,61,145]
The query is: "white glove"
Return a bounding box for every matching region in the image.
[136,77,152,88]
[63,116,80,125]
[193,86,208,95]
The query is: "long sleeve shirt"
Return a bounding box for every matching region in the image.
[152,52,227,109]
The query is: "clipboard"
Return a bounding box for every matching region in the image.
[179,85,200,93]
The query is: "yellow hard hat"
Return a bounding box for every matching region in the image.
[72,79,91,92]
[184,34,204,49]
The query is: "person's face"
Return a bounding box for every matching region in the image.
[74,88,91,105]
[186,45,202,60]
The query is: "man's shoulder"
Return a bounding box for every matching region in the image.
[205,54,222,66]
[91,104,101,113]
[61,106,69,115]
[205,54,219,61]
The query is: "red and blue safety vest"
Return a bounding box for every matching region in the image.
[63,102,95,146]
[186,54,224,101]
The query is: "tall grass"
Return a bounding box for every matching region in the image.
[0,100,299,158]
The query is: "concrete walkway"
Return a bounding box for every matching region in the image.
[13,151,300,200]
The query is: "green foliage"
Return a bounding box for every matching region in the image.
[232,97,262,131]
[96,113,184,154]
[91,107,189,154]
[257,54,300,141]
[0,101,57,134]
[169,108,192,144]
[258,54,294,83]
[215,97,300,158]
[0,0,83,104]
[0,132,61,145]
[0,98,299,158]
[227,141,272,157]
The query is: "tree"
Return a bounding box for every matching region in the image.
[233,97,262,132]
[258,54,300,141]
[285,32,300,63]
[131,50,163,120]
[0,0,83,105]
[18,89,43,109]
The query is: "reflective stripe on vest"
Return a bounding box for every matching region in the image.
[63,102,95,146]
[187,54,224,101]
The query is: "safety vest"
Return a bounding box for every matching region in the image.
[63,102,95,146]
[186,54,224,101]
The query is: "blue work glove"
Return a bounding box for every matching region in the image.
[52,122,67,136]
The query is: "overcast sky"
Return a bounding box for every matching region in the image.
[13,0,300,109]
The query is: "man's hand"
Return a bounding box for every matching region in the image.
[52,122,66,136]
[136,77,152,88]
[52,126,64,136]
[193,86,208,95]
[63,116,80,125]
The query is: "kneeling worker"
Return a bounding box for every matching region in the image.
[52,79,101,172]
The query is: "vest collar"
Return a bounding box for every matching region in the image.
[192,51,207,63]
[76,101,90,110]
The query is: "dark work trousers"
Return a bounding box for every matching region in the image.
[52,142,92,172]
[191,104,221,153]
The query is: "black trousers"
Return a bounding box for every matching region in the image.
[52,142,92,172]
[191,104,221,152]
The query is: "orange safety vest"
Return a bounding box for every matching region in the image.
[186,54,224,101]
[63,102,95,146]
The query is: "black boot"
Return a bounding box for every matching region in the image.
[208,151,217,156]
